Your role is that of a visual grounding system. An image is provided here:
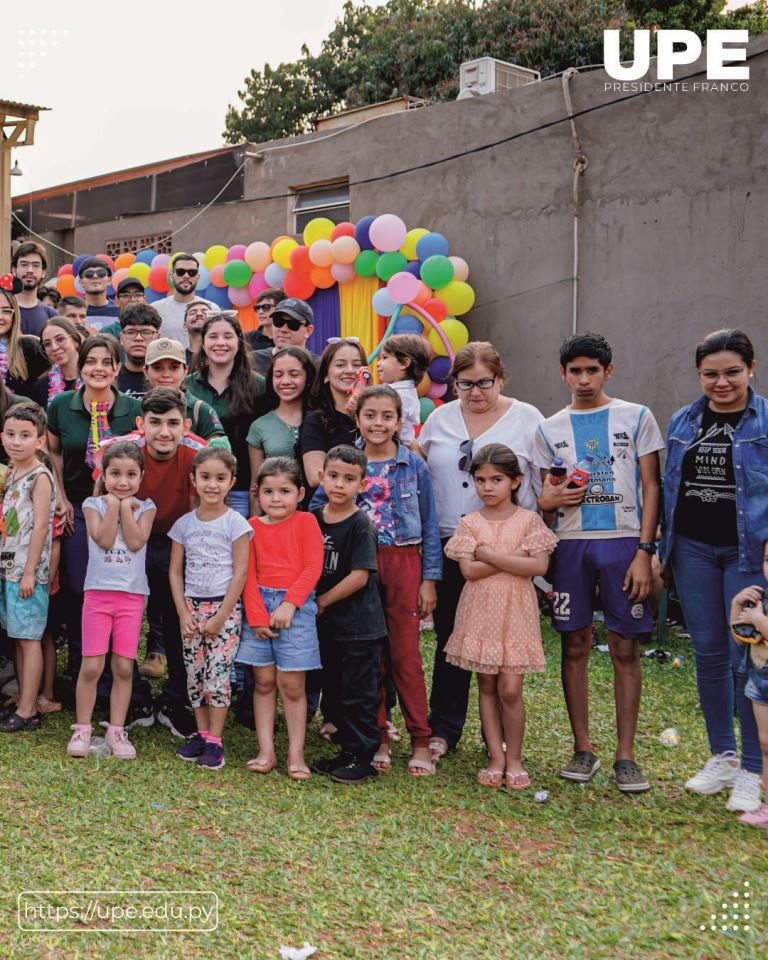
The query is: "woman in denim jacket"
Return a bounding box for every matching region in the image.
[660,329,768,815]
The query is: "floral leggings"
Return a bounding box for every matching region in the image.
[183,598,242,708]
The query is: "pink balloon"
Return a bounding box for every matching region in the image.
[386,271,420,305]
[331,235,360,264]
[245,241,272,272]
[331,262,356,284]
[309,239,334,267]
[248,272,269,299]
[427,380,448,400]
[228,285,253,307]
[449,256,469,282]
[151,253,171,270]
[112,268,129,289]
[369,214,407,253]
[227,244,247,262]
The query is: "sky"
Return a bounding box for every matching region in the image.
[3,1,381,196]
[2,0,754,198]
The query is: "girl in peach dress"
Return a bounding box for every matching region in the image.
[444,443,557,790]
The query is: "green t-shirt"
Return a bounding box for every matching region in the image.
[47,387,142,505]
[246,410,301,460]
[185,393,226,443]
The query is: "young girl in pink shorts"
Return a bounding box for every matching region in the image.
[67,442,156,760]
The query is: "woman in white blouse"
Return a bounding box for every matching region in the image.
[419,341,544,759]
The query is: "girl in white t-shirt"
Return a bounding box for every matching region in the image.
[168,448,252,770]
[376,334,431,449]
[67,441,156,760]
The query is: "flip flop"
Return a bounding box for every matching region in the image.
[287,764,311,781]
[477,768,504,788]
[429,738,448,762]
[246,757,277,774]
[505,770,531,790]
[407,758,435,778]
[372,751,391,771]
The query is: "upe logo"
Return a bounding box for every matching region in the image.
[604,29,749,82]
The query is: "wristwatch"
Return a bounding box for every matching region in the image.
[636,542,657,556]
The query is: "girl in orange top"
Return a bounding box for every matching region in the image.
[239,456,323,780]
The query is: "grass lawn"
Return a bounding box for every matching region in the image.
[0,622,763,960]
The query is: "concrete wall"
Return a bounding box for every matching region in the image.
[50,35,768,428]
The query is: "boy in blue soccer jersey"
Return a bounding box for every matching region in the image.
[535,332,664,793]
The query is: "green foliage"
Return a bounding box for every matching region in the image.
[726,0,768,32]
[624,1,725,34]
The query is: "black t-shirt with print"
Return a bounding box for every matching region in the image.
[311,506,386,641]
[674,405,745,546]
[117,367,150,401]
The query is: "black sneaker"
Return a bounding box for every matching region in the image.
[157,703,196,740]
[125,701,155,731]
[312,752,353,776]
[330,760,379,784]
[177,733,207,762]
[197,742,225,770]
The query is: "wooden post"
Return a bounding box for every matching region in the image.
[0,143,11,272]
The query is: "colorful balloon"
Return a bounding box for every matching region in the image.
[449,256,469,282]
[303,217,335,246]
[222,259,252,289]
[148,266,170,293]
[308,240,333,268]
[151,253,171,270]
[330,262,356,284]
[417,374,432,398]
[271,235,293,252]
[400,227,429,261]
[428,317,469,357]
[205,284,233,309]
[196,265,210,290]
[420,255,454,290]
[369,214,407,253]
[112,268,129,290]
[203,245,228,270]
[354,215,376,251]
[331,235,360,265]
[423,298,448,322]
[95,254,115,271]
[228,285,253,307]
[427,380,448,400]
[114,253,135,271]
[57,274,77,296]
[309,265,335,289]
[283,271,316,300]
[331,221,355,241]
[415,232,449,260]
[428,356,452,383]
[354,250,379,278]
[435,280,475,316]
[126,262,151,286]
[393,314,423,335]
[245,241,272,272]
[264,262,288,287]
[72,255,91,276]
[57,263,74,277]
[386,271,420,306]
[209,263,227,288]
[290,246,312,274]
[134,249,156,266]
[372,288,397,316]
[419,397,437,422]
[412,281,432,306]
[226,244,247,262]
[376,252,407,282]
[272,238,299,270]
[248,272,269,299]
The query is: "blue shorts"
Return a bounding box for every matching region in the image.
[236,587,321,672]
[550,538,652,639]
[744,651,768,707]
[0,580,49,640]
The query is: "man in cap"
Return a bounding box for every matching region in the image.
[251,297,320,375]
[100,277,148,341]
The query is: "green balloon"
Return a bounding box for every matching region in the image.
[355,249,379,278]
[376,251,407,282]
[222,259,252,288]
[420,255,454,290]
[419,397,436,423]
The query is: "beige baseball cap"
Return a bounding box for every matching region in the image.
[145,337,186,366]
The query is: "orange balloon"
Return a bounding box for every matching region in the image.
[310,265,335,289]
[115,252,135,270]
[57,274,77,296]
[210,264,227,288]
[412,281,431,306]
[236,305,258,332]
[417,373,432,398]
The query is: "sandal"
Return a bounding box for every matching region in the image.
[407,758,435,778]
[0,711,41,733]
[504,770,531,790]
[36,695,62,714]
[287,764,311,782]
[429,737,448,763]
[246,757,277,774]
[372,750,391,771]
[477,768,504,787]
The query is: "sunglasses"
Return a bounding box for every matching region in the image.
[327,336,360,344]
[458,438,474,472]
[273,316,308,332]
[174,267,199,277]
[81,268,109,279]
[256,302,276,312]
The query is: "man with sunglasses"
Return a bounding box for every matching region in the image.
[116,303,162,399]
[11,241,57,336]
[245,287,286,353]
[152,254,215,348]
[77,257,121,331]
[251,297,320,375]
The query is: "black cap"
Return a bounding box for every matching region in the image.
[272,297,313,325]
[116,277,145,295]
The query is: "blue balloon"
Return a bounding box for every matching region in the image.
[106,285,116,299]
[354,215,376,251]
[393,314,423,335]
[429,356,451,383]
[403,261,422,278]
[134,249,157,265]
[205,284,232,308]
[415,232,449,260]
[372,288,397,317]
[72,254,92,276]
[145,288,164,304]
[196,265,210,290]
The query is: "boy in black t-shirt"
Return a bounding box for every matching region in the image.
[310,445,386,784]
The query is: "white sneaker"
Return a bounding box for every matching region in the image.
[685,752,738,794]
[726,769,763,813]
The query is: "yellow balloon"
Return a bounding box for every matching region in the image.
[417,373,432,398]
[203,245,228,270]
[435,280,475,316]
[273,238,299,270]
[428,317,469,357]
[303,217,335,246]
[126,262,151,286]
[400,227,428,261]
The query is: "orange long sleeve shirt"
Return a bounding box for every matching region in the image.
[244,511,324,627]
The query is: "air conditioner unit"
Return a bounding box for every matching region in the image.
[458,57,540,99]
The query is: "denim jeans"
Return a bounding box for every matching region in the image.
[671,534,763,773]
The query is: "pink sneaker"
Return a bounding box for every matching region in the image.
[739,803,768,829]
[105,726,137,760]
[67,724,92,758]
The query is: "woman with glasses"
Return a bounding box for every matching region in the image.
[31,318,86,407]
[185,314,266,517]
[299,338,368,492]
[660,328,768,815]
[0,277,51,399]
[418,341,544,760]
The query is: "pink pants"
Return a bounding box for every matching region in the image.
[82,590,145,659]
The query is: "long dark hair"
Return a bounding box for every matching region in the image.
[263,346,315,413]
[695,328,755,368]
[194,313,261,418]
[309,339,367,430]
[470,443,522,503]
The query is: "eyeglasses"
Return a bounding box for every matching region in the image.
[256,302,276,312]
[698,367,748,383]
[458,438,474,472]
[81,268,109,279]
[0,307,14,317]
[117,291,145,301]
[455,376,496,391]
[42,335,71,351]
[174,267,199,278]
[17,260,43,270]
[327,336,360,344]
[273,316,308,332]
[122,328,158,340]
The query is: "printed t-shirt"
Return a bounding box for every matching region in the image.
[82,496,155,594]
[359,457,397,545]
[86,302,121,331]
[0,464,55,584]
[534,397,664,540]
[117,367,150,400]
[168,508,253,597]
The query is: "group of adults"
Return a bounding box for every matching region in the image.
[2,238,766,800]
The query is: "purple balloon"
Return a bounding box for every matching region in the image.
[429,356,452,383]
[354,215,376,251]
[403,261,423,278]
[72,254,92,275]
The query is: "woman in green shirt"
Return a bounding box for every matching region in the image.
[47,335,142,682]
[246,346,316,515]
